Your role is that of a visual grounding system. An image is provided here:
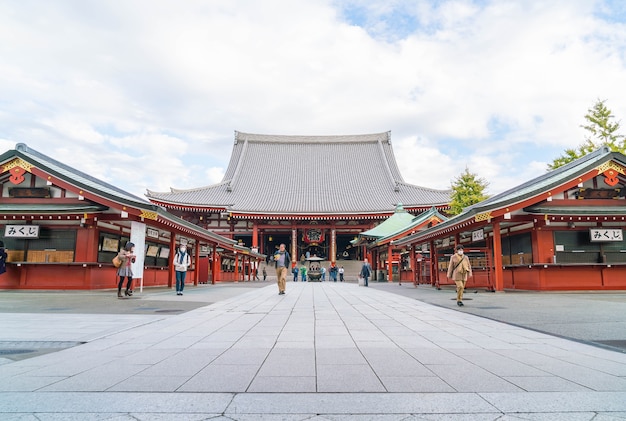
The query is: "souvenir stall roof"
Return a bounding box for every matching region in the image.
[395,147,626,246]
[373,206,448,246]
[0,144,257,252]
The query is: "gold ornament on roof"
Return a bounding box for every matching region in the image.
[474,212,492,222]
[2,158,33,185]
[140,210,158,220]
[596,161,625,187]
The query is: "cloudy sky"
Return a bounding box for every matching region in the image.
[1,0,625,200]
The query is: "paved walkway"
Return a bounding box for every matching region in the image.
[1,282,625,419]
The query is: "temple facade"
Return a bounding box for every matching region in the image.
[146,131,452,265]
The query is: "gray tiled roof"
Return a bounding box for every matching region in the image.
[395,147,625,246]
[147,131,451,214]
[0,144,244,250]
[11,143,152,207]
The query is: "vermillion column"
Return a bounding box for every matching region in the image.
[211,246,220,284]
[193,241,200,286]
[168,233,176,289]
[291,227,297,266]
[430,240,437,287]
[330,227,336,264]
[492,221,504,291]
[387,243,393,282]
[410,244,416,286]
[252,222,258,248]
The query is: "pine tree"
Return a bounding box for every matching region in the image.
[448,167,489,215]
[548,99,625,170]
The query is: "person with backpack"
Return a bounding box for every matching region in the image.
[447,244,473,307]
[174,244,191,295]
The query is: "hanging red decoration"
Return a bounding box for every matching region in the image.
[603,169,619,186]
[10,167,25,184]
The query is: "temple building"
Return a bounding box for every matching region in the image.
[146,131,452,266]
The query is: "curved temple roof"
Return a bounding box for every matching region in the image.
[147,131,451,214]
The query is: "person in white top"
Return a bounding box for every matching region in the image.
[174,245,191,295]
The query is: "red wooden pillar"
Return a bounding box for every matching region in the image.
[168,233,176,289]
[234,252,239,282]
[387,243,393,282]
[252,222,258,248]
[193,240,200,286]
[75,224,98,261]
[430,240,437,287]
[492,221,504,291]
[330,227,336,264]
[291,227,297,266]
[211,247,220,284]
[410,244,416,286]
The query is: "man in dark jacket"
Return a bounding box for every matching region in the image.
[360,258,371,287]
[273,243,291,295]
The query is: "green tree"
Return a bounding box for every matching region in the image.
[548,99,625,170]
[448,167,489,215]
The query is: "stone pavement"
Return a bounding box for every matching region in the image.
[1,282,626,420]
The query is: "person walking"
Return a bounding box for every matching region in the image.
[320,266,326,281]
[262,266,267,281]
[292,265,299,282]
[300,264,307,282]
[360,258,371,287]
[173,244,191,295]
[0,241,7,276]
[447,244,472,306]
[273,243,291,295]
[116,241,136,298]
[338,266,344,282]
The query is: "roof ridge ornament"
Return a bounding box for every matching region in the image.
[227,137,249,192]
[15,143,29,152]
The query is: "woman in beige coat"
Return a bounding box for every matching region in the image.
[447,244,472,306]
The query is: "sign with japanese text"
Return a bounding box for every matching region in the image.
[146,228,159,239]
[5,225,40,238]
[590,229,623,242]
[472,229,484,242]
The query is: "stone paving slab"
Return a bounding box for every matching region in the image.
[1,282,626,418]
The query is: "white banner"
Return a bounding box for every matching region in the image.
[590,229,623,242]
[5,225,39,238]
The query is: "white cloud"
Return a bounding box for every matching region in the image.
[0,0,625,199]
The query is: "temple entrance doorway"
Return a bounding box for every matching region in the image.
[336,234,360,261]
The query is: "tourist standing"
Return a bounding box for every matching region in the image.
[116,241,136,298]
[329,264,338,282]
[321,266,326,281]
[262,266,267,281]
[174,244,191,295]
[360,258,371,287]
[339,266,344,282]
[292,265,299,282]
[447,244,472,306]
[300,264,307,282]
[273,243,291,295]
